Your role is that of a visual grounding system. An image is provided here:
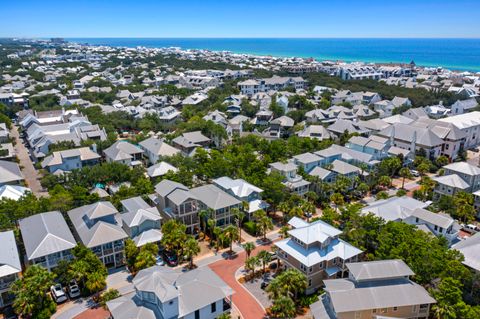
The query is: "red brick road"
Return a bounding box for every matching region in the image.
[209,243,272,319]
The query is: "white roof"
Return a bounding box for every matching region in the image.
[432,174,470,189]
[452,233,480,271]
[213,176,263,198]
[0,231,21,277]
[0,185,31,201]
[439,111,480,129]
[361,196,429,221]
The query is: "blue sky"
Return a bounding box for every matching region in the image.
[2,0,480,38]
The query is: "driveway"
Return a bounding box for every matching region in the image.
[209,242,274,319]
[10,125,46,196]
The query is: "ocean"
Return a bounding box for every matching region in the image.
[67,38,480,72]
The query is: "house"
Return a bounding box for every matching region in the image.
[432,161,480,200]
[292,152,323,173]
[403,107,428,121]
[104,141,144,166]
[263,116,294,138]
[0,185,30,201]
[147,161,178,179]
[346,135,390,161]
[297,125,332,140]
[269,162,311,196]
[191,184,241,228]
[362,196,459,243]
[310,260,436,319]
[425,104,451,118]
[41,147,100,173]
[452,233,480,272]
[172,131,211,156]
[153,180,199,234]
[0,160,24,186]
[327,120,370,137]
[450,98,478,115]
[439,111,480,149]
[157,106,181,124]
[68,202,128,268]
[213,176,269,216]
[19,211,76,271]
[0,231,22,307]
[139,137,180,164]
[119,197,162,247]
[107,266,233,319]
[275,217,362,294]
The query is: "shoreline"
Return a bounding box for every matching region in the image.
[64,37,480,73]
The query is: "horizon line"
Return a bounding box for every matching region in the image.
[3,36,480,40]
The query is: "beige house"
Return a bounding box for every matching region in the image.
[310,259,436,319]
[274,217,362,294]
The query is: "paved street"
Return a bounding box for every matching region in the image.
[209,239,275,319]
[9,125,46,196]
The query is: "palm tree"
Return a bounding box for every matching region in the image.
[279,225,290,238]
[242,242,255,260]
[277,201,290,220]
[217,313,231,319]
[288,206,303,219]
[134,250,156,271]
[254,210,274,240]
[232,208,245,243]
[270,296,296,319]
[330,192,344,211]
[207,218,216,245]
[223,225,239,253]
[301,201,315,222]
[69,259,89,287]
[198,209,209,234]
[184,236,200,268]
[257,250,272,274]
[245,256,260,281]
[378,175,392,189]
[85,271,106,294]
[399,167,412,189]
[267,269,307,300]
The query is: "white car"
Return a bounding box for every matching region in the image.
[50,284,67,303]
[68,280,81,299]
[155,255,165,266]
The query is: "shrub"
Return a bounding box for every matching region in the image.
[243,221,257,236]
[99,289,120,308]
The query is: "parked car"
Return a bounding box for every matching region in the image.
[155,255,165,266]
[463,224,479,234]
[50,284,67,303]
[162,251,178,267]
[269,251,278,261]
[67,280,81,299]
[411,170,420,177]
[260,279,271,290]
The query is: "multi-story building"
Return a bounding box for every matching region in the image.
[103,141,144,166]
[19,211,76,271]
[439,111,480,149]
[190,184,241,228]
[119,196,162,247]
[269,162,311,196]
[41,147,100,173]
[107,266,233,319]
[275,217,363,294]
[213,176,270,216]
[68,202,128,268]
[0,231,22,307]
[153,180,200,234]
[310,260,436,319]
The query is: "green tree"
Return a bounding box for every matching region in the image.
[257,250,272,273]
[223,225,239,253]
[161,219,187,259]
[134,249,157,271]
[184,235,201,268]
[242,242,256,260]
[85,271,106,295]
[254,210,274,240]
[245,256,260,281]
[125,238,139,270]
[430,277,465,319]
[270,296,296,319]
[266,268,307,300]
[12,265,56,318]
[453,191,476,223]
[232,208,245,243]
[399,167,413,189]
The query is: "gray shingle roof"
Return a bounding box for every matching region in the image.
[139,137,180,157]
[0,230,22,277]
[452,233,480,271]
[190,184,240,210]
[19,211,76,260]
[0,160,24,185]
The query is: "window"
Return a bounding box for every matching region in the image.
[309,266,313,273]
[308,279,312,287]
[211,302,216,313]
[381,308,388,313]
[393,306,398,311]
[195,310,200,319]
[372,309,377,313]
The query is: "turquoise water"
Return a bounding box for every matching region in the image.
[67,38,480,72]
